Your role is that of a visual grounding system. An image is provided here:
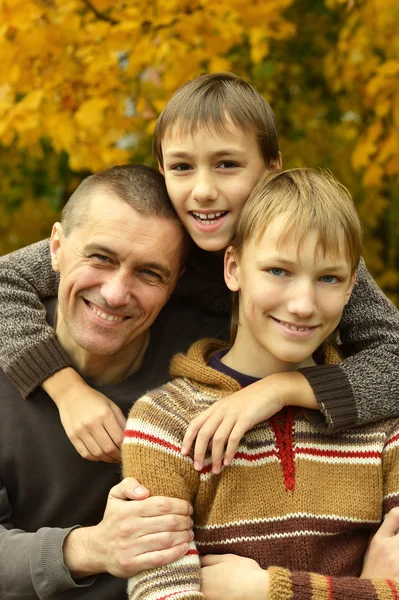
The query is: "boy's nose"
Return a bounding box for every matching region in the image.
[192,174,218,204]
[286,283,317,318]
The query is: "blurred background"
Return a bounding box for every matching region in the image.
[0,0,398,304]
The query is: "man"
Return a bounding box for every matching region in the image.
[0,164,227,599]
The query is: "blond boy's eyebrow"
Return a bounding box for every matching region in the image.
[258,256,349,272]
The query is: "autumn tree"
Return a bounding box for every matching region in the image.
[0,0,397,303]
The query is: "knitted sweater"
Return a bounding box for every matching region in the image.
[1,239,399,432]
[122,339,399,600]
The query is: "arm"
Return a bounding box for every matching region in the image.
[0,476,192,599]
[300,258,399,430]
[0,240,126,462]
[122,388,203,600]
[0,239,69,397]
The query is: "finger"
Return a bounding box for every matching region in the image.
[70,434,115,463]
[82,430,119,463]
[193,414,224,470]
[131,528,194,555]
[131,542,191,575]
[111,477,150,501]
[211,419,236,474]
[223,422,248,467]
[136,496,193,518]
[134,514,193,536]
[110,402,127,432]
[200,554,237,566]
[377,507,399,538]
[182,411,214,455]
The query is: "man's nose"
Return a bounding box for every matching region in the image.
[100,271,132,307]
[191,171,218,205]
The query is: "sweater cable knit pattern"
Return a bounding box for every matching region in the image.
[123,338,399,600]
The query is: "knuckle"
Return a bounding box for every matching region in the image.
[160,532,174,547]
[158,498,172,514]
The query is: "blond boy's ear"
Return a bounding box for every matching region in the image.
[269,151,282,170]
[158,161,164,176]
[50,222,64,272]
[224,246,241,292]
[345,272,357,304]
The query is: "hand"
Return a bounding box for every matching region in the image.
[201,554,269,600]
[43,368,126,463]
[361,507,399,579]
[182,371,315,474]
[64,477,194,579]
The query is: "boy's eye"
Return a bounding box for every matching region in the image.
[320,275,339,284]
[171,163,191,172]
[218,161,239,169]
[268,268,288,277]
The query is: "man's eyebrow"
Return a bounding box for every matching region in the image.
[84,243,117,257]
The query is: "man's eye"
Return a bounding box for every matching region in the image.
[141,269,161,280]
[92,254,110,263]
[268,268,287,277]
[320,275,339,284]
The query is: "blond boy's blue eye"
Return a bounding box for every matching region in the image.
[172,164,191,171]
[320,275,339,284]
[269,268,287,276]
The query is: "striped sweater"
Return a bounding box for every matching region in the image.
[122,338,399,600]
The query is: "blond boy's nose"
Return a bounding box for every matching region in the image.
[192,174,218,204]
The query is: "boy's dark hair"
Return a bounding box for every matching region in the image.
[62,164,181,235]
[153,72,279,167]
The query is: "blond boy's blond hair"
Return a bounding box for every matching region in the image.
[153,72,279,167]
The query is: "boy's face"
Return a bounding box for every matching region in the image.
[224,213,356,377]
[160,119,273,252]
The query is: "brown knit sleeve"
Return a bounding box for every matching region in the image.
[122,383,203,600]
[0,239,71,397]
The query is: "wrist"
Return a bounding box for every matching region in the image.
[257,568,270,599]
[269,371,318,411]
[42,367,87,406]
[63,526,103,579]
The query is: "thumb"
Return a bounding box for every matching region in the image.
[110,477,150,501]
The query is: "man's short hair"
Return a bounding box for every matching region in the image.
[153,72,279,167]
[62,164,181,236]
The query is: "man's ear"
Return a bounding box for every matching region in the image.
[224,246,241,292]
[50,222,64,272]
[345,272,357,304]
[158,161,164,176]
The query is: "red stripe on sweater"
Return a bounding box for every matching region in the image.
[158,591,195,600]
[296,448,380,459]
[186,549,199,556]
[326,575,334,599]
[386,433,399,448]
[387,579,399,599]
[124,430,181,454]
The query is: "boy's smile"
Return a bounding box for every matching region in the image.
[160,118,268,252]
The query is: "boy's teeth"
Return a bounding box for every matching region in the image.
[192,211,226,222]
[280,320,311,332]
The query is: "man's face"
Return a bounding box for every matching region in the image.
[160,118,275,252]
[51,191,184,361]
[225,213,356,377]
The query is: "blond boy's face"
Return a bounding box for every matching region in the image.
[160,119,270,252]
[224,213,356,377]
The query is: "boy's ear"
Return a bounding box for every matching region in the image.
[158,161,164,176]
[50,222,64,272]
[345,272,357,304]
[269,151,282,170]
[224,246,241,292]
